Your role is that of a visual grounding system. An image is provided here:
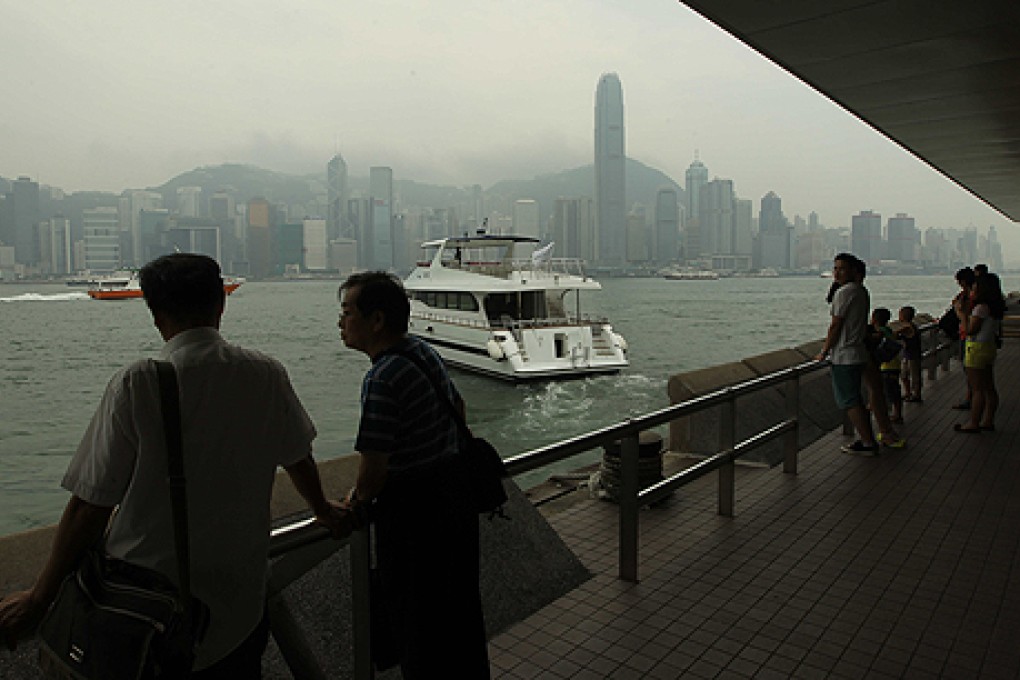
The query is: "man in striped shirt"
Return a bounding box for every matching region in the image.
[339,271,489,679]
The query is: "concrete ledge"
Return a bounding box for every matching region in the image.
[668,362,755,453]
[262,478,589,678]
[795,339,824,358]
[0,455,361,594]
[667,340,843,465]
[742,348,806,377]
[0,460,590,679]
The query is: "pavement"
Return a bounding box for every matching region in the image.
[490,341,1020,679]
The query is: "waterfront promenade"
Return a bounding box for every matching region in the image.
[489,344,1020,678]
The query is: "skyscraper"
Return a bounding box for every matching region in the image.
[327,153,349,241]
[247,198,272,278]
[176,186,202,218]
[758,192,793,269]
[129,190,163,266]
[10,176,40,266]
[699,179,735,256]
[851,210,883,263]
[82,207,120,273]
[594,73,625,266]
[369,166,394,270]
[654,188,680,264]
[684,157,708,259]
[512,199,540,239]
[886,213,918,262]
[552,197,595,261]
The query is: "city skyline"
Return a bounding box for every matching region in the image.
[1,0,1014,252]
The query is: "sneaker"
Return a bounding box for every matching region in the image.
[877,433,907,449]
[841,440,879,455]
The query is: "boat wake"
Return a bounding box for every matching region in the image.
[0,292,90,303]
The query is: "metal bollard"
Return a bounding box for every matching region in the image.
[784,374,800,474]
[719,394,736,517]
[619,431,640,583]
[350,529,373,680]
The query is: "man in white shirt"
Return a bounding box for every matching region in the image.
[0,253,347,676]
[816,253,879,454]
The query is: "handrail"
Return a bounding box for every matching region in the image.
[258,318,960,676]
[268,515,334,558]
[503,360,819,478]
[504,320,958,582]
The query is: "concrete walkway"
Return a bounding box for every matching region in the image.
[490,344,1020,678]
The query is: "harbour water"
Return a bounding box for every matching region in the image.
[0,274,1003,537]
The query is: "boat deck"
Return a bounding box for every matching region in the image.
[490,342,1020,678]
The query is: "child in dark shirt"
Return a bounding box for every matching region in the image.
[871,308,904,423]
[897,306,923,402]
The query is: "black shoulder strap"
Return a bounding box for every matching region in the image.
[153,360,194,611]
[390,348,471,439]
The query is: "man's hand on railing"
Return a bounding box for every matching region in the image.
[314,500,354,540]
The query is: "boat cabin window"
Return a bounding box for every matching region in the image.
[441,248,463,269]
[410,290,479,312]
[547,292,567,319]
[484,291,547,324]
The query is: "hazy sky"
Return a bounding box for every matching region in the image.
[2,1,1016,257]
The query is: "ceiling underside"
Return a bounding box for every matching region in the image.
[680,0,1020,222]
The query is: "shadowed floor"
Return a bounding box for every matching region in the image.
[490,342,1020,679]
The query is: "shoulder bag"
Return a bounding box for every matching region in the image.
[37,360,210,679]
[937,306,960,339]
[394,349,509,518]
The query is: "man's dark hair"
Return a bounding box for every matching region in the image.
[873,307,892,325]
[340,271,410,334]
[140,253,225,325]
[832,252,866,285]
[955,267,976,287]
[974,263,989,277]
[834,252,865,273]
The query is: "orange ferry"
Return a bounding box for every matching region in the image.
[87,275,243,300]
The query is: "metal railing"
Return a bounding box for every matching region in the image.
[260,320,958,676]
[503,361,819,582]
[503,319,956,583]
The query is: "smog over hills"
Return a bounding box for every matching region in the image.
[0,1,1014,266]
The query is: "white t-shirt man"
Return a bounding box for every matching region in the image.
[829,281,870,366]
[62,327,316,669]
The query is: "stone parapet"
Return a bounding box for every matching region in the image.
[668,339,842,465]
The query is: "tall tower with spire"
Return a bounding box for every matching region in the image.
[594,73,626,266]
[684,153,708,259]
[327,153,349,242]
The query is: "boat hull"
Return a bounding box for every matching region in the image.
[88,282,242,300]
[409,316,628,382]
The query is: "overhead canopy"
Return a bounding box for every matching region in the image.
[679,0,1020,221]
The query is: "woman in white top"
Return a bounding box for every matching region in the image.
[955,272,1005,433]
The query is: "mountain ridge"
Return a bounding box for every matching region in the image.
[3,158,685,224]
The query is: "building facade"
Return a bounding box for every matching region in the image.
[82,207,120,273]
[327,154,349,241]
[594,72,626,266]
[369,166,394,270]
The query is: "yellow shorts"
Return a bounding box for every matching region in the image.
[964,340,996,369]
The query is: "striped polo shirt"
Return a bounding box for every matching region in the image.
[355,336,461,474]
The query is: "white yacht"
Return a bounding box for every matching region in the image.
[405,234,629,381]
